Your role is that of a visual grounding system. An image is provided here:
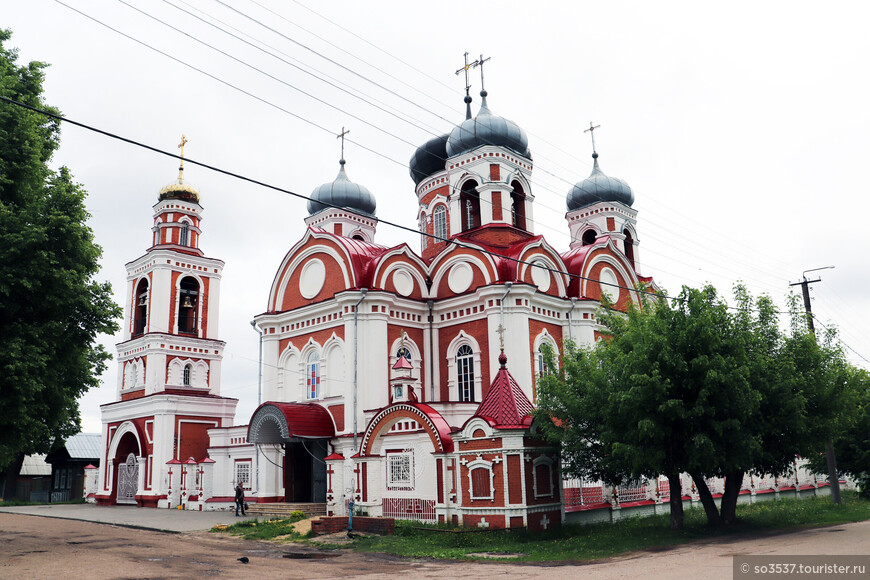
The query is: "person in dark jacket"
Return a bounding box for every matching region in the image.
[234,482,246,516]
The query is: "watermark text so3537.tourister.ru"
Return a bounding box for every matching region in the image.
[734,555,869,579]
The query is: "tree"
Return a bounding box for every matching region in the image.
[0,29,121,496]
[536,284,847,530]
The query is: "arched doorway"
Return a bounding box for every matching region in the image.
[112,431,140,505]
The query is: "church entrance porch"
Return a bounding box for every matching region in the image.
[283,440,327,503]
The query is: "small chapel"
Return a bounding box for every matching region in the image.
[95,60,659,529]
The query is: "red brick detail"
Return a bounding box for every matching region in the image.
[527,510,561,532]
[176,416,220,462]
[278,326,345,355]
[334,223,342,236]
[310,516,394,536]
[436,458,444,503]
[458,438,503,451]
[507,454,523,504]
[200,276,210,336]
[489,164,500,181]
[121,390,146,401]
[463,514,506,529]
[606,217,615,232]
[377,256,427,301]
[328,404,345,432]
[491,191,503,221]
[439,319,490,401]
[509,516,524,528]
[362,462,368,502]
[420,185,449,206]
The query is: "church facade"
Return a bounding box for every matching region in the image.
[97,77,654,528]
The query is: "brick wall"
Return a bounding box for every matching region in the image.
[310,516,395,536]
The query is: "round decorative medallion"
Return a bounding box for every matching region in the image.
[392,269,414,297]
[530,260,551,292]
[600,267,620,302]
[299,258,326,299]
[447,262,473,294]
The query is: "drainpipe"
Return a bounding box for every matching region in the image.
[352,289,368,452]
[567,297,578,342]
[250,320,263,497]
[427,300,435,401]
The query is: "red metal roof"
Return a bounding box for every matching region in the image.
[247,402,336,443]
[473,351,535,428]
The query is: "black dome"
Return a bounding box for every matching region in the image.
[566,153,634,211]
[409,133,449,185]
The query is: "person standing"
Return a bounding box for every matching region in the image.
[234,482,246,517]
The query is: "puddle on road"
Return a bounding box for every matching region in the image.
[283,552,340,560]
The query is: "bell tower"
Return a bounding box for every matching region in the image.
[116,136,226,399]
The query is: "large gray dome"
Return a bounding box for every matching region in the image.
[308,160,377,216]
[446,92,531,159]
[409,133,448,185]
[566,153,634,211]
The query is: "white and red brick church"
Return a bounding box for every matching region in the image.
[95,69,663,529]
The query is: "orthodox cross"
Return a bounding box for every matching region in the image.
[177,134,188,181]
[584,122,600,154]
[477,53,491,93]
[455,52,479,97]
[336,126,350,161]
[496,323,505,350]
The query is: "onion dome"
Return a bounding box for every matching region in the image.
[566,152,634,211]
[307,159,377,217]
[409,133,449,185]
[158,179,200,204]
[446,91,531,159]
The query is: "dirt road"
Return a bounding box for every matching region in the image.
[2,512,868,579]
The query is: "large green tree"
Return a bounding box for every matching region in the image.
[0,29,121,495]
[536,284,848,530]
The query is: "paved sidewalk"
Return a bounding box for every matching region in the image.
[0,503,255,532]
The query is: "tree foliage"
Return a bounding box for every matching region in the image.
[536,284,853,529]
[0,29,121,478]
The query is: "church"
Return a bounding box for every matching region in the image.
[95,64,655,529]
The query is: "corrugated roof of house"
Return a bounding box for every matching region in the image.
[20,454,52,476]
[64,433,102,459]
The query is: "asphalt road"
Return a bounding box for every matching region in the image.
[1,504,868,579]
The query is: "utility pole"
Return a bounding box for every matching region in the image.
[790,266,841,504]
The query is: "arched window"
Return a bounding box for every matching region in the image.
[457,344,475,402]
[459,180,480,231]
[433,204,447,240]
[179,222,190,246]
[510,181,526,230]
[537,344,552,379]
[177,277,199,335]
[306,352,320,399]
[182,364,192,386]
[582,229,597,246]
[133,278,149,336]
[623,228,636,269]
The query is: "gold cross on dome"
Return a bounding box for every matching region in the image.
[177,134,188,181]
[496,323,505,350]
[584,122,600,154]
[455,52,480,96]
[336,126,350,161]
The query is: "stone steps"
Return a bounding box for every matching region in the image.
[245,502,327,518]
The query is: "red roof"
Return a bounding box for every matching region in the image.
[247,402,336,443]
[473,351,535,428]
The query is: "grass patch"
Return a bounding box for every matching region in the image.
[348,492,870,562]
[211,512,309,541]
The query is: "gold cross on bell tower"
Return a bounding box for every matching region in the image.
[496,323,505,351]
[584,122,600,154]
[177,134,188,181]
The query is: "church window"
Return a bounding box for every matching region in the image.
[179,223,190,246]
[623,228,636,269]
[582,229,597,246]
[467,460,495,501]
[396,346,411,361]
[387,451,413,489]
[459,180,480,231]
[133,278,149,336]
[306,352,320,399]
[510,181,527,230]
[182,364,192,386]
[177,277,199,335]
[234,460,252,490]
[457,344,475,402]
[433,205,447,240]
[533,459,554,498]
[537,344,552,378]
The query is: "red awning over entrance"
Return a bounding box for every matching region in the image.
[247,402,336,444]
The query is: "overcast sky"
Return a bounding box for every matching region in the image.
[7,1,870,434]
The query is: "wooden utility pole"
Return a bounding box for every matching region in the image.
[790,267,841,504]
